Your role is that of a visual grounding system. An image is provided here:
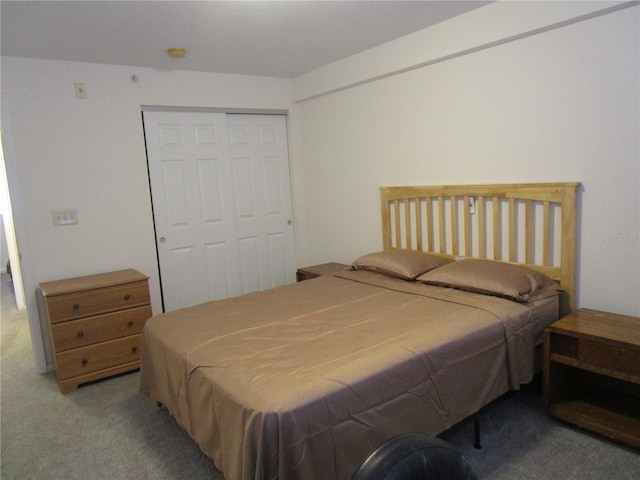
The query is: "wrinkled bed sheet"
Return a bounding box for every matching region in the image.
[140,270,557,480]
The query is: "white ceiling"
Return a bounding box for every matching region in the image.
[1,1,490,78]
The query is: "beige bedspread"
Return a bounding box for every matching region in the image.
[140,270,558,480]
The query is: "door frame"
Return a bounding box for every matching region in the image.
[142,105,289,116]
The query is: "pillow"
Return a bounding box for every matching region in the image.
[352,250,451,280]
[416,258,558,302]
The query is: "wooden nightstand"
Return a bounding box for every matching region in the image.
[296,262,349,282]
[543,308,640,448]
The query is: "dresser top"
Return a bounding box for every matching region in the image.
[39,269,148,296]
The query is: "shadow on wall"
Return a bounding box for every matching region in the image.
[1,213,10,276]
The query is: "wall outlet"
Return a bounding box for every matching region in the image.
[52,208,78,226]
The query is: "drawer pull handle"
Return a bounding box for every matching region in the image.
[82,358,88,366]
[77,331,84,338]
[73,303,80,310]
[124,294,131,301]
[127,320,134,327]
[131,346,138,354]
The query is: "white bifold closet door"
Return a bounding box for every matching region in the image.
[143,111,295,312]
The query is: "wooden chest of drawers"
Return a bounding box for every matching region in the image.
[38,269,151,394]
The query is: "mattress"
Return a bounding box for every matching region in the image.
[140,269,558,480]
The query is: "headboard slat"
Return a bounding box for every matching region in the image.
[508,198,516,262]
[394,200,401,248]
[438,197,445,254]
[404,200,412,249]
[492,196,500,261]
[478,196,486,259]
[450,196,458,256]
[543,201,551,266]
[426,198,434,252]
[464,196,472,257]
[525,200,533,264]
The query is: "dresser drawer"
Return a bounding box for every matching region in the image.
[55,334,142,380]
[46,281,150,323]
[51,305,152,352]
[580,339,640,379]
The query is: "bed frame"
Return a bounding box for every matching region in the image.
[381,183,581,316]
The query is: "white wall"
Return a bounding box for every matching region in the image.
[1,58,292,372]
[291,3,639,316]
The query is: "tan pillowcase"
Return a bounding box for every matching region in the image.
[352,250,451,280]
[417,258,558,302]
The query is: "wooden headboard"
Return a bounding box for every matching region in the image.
[380,182,581,314]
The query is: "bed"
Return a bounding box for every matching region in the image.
[140,182,581,480]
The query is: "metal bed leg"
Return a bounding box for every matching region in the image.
[473,417,482,449]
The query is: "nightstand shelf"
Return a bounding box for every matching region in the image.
[544,308,640,449]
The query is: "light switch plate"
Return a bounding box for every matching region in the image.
[52,208,78,226]
[74,82,87,99]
